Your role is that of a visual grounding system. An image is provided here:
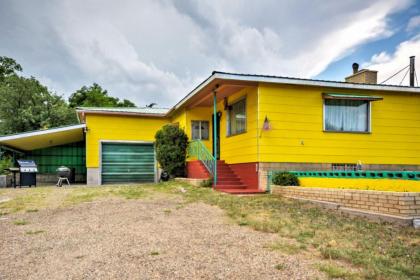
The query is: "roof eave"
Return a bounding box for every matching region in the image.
[76,109,167,118]
[0,124,86,142]
[213,72,420,93]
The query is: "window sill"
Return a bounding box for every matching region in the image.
[323,130,371,134]
[226,131,247,137]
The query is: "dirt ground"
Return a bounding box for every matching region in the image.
[0,195,325,279]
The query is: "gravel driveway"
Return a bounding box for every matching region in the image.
[0,195,324,279]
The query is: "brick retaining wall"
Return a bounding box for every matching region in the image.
[272,186,420,217]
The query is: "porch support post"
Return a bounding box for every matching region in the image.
[213,90,217,187]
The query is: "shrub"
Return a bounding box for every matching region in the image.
[155,124,189,178]
[272,172,299,186]
[0,156,13,175]
[200,178,213,188]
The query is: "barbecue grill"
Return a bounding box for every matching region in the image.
[56,166,71,187]
[16,160,38,187]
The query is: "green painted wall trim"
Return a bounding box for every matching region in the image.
[288,170,420,180]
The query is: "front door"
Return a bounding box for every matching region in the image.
[212,112,221,160]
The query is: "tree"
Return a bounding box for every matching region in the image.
[155,125,189,177]
[0,75,76,134]
[0,56,22,82]
[68,83,136,108]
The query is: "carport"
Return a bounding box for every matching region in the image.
[0,124,87,184]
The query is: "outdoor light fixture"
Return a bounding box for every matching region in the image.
[263,116,271,131]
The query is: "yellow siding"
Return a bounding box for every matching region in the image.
[218,87,258,164]
[299,178,420,192]
[171,109,187,131]
[85,114,168,167]
[185,107,213,151]
[258,83,420,165]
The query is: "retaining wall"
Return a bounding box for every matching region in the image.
[272,186,420,218]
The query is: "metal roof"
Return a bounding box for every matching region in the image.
[76,107,169,115]
[0,124,86,151]
[77,71,420,118]
[211,71,420,91]
[169,71,420,114]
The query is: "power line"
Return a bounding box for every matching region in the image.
[379,65,409,84]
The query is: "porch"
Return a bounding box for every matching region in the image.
[175,78,263,194]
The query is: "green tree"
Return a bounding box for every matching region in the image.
[0,75,76,134]
[68,83,136,108]
[155,125,189,177]
[0,56,22,81]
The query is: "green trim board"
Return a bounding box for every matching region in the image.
[287,170,420,180]
[101,142,155,184]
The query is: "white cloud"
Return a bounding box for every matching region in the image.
[365,35,420,85]
[370,52,392,64]
[406,15,420,31]
[0,0,414,106]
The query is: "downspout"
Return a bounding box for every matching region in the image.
[213,88,218,187]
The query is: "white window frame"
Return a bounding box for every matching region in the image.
[322,99,372,133]
[227,97,247,136]
[191,120,209,140]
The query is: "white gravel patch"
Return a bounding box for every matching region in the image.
[0,197,325,279]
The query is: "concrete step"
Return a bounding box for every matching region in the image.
[215,184,247,189]
[217,188,266,194]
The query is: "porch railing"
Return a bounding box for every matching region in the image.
[188,140,216,179]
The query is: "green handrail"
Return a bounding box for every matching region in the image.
[188,140,216,178]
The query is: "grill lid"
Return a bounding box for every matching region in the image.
[17,160,38,173]
[17,160,37,167]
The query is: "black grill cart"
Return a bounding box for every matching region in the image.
[16,160,38,187]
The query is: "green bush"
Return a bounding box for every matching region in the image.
[0,156,13,175]
[155,124,189,178]
[200,178,213,188]
[272,172,299,186]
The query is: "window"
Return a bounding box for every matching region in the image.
[191,121,209,140]
[227,98,246,136]
[324,99,370,132]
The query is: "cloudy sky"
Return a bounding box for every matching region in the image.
[1,0,419,107]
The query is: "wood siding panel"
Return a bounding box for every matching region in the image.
[258,83,420,165]
[218,87,258,164]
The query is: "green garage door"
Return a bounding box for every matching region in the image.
[101,142,155,184]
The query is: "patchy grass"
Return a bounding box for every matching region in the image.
[316,263,358,279]
[0,185,150,212]
[265,240,304,255]
[150,251,159,256]
[0,187,53,213]
[152,182,420,280]
[13,219,28,225]
[25,230,45,235]
[64,185,148,205]
[274,263,286,271]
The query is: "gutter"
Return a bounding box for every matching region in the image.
[75,110,167,119]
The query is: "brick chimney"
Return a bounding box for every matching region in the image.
[345,63,377,84]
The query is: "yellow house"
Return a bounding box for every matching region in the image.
[1,69,420,192]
